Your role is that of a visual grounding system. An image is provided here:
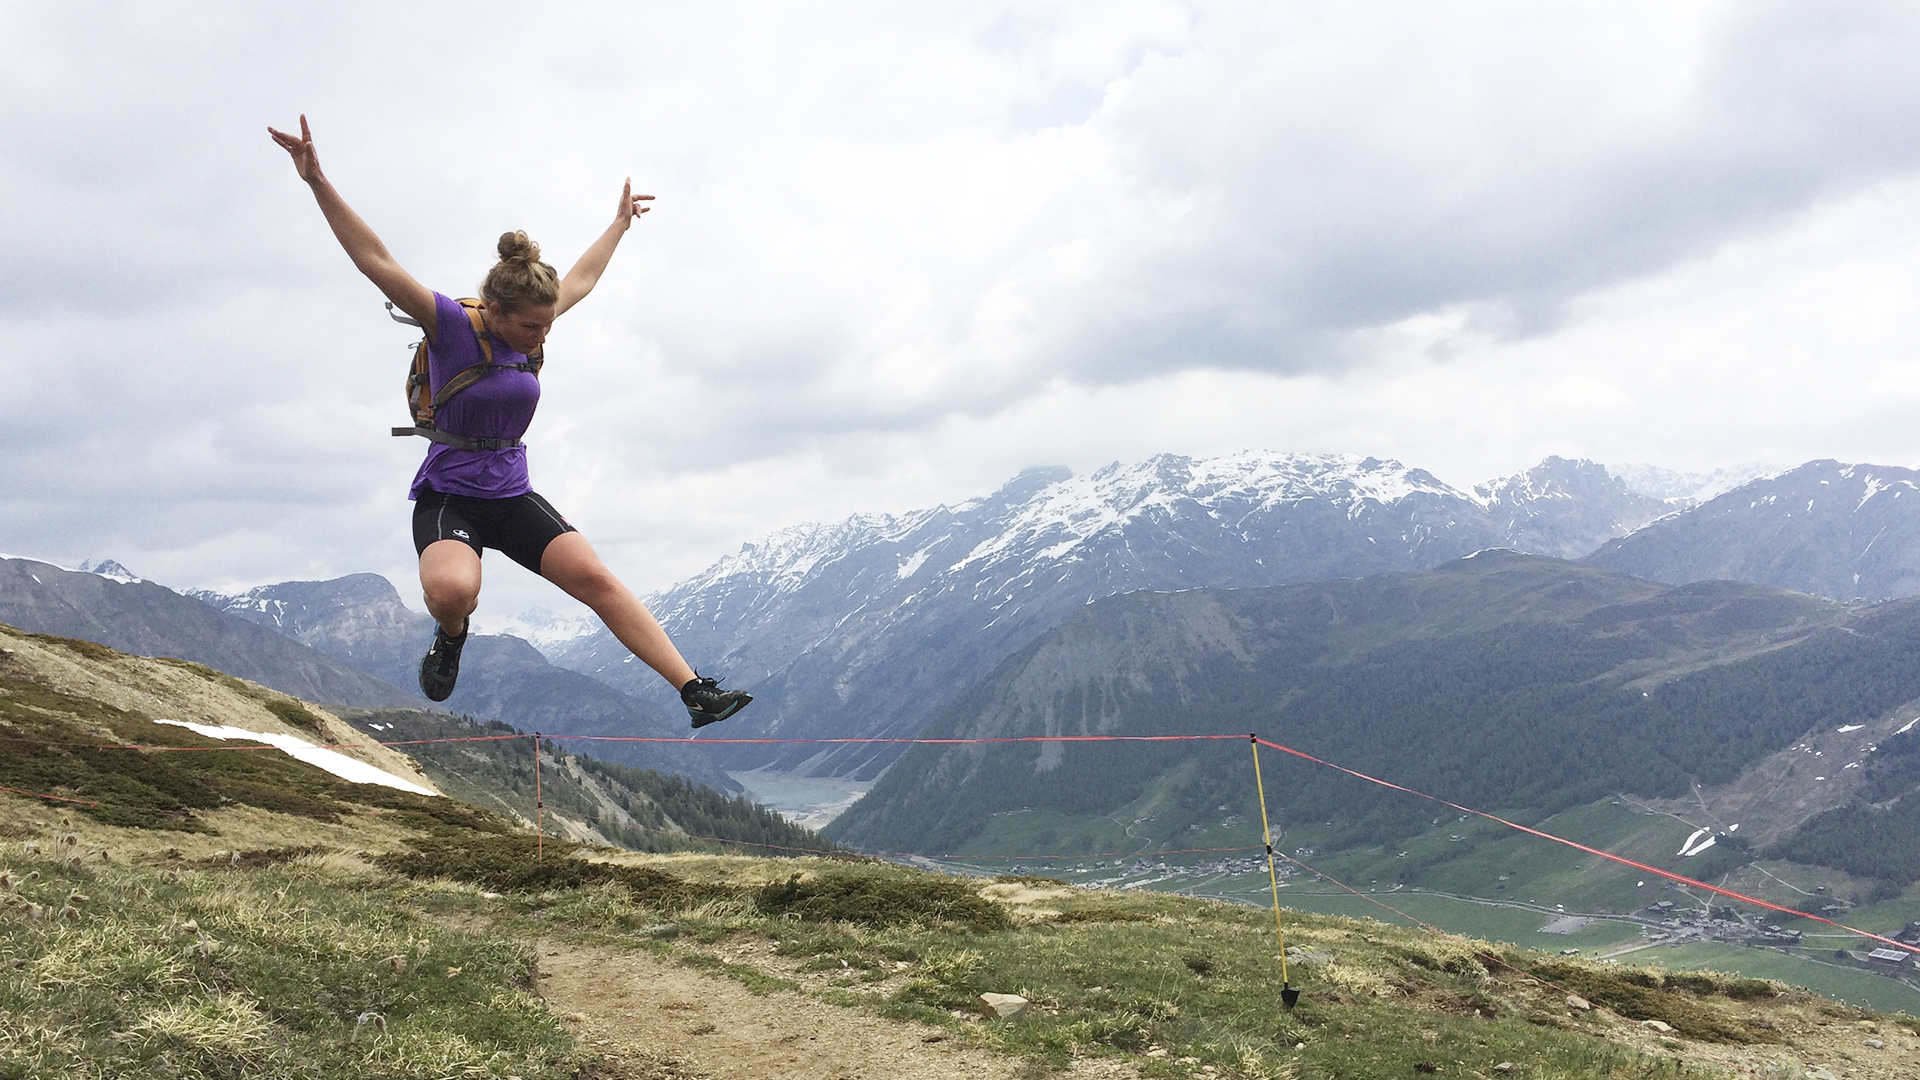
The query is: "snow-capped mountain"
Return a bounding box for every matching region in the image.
[1475,457,1672,559]
[471,608,601,654]
[1585,460,1920,600]
[547,451,1663,776]
[77,558,143,583]
[1609,462,1789,507]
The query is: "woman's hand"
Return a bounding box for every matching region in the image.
[614,177,654,230]
[268,114,323,185]
[269,113,434,329]
[558,180,654,316]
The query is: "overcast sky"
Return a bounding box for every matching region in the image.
[7,1,1920,618]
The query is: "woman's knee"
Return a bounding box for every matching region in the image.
[422,575,479,614]
[419,542,481,611]
[559,562,624,605]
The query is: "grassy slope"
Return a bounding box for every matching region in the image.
[0,623,828,1077]
[397,848,1920,1080]
[5,623,1918,1078]
[11,827,1920,1079]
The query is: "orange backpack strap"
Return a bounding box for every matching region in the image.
[460,298,494,366]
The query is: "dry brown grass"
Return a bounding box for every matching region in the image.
[0,793,426,868]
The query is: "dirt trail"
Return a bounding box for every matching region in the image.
[537,942,1135,1080]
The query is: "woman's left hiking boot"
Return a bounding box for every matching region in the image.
[682,675,751,728]
[418,619,469,702]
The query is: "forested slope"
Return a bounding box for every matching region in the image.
[828,552,1920,884]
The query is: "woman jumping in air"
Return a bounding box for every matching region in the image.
[269,115,749,728]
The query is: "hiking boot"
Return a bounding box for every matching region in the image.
[682,675,751,728]
[418,619,468,702]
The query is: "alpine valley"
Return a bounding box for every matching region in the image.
[9,449,1920,1005]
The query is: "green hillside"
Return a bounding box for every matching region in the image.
[0,621,833,863]
[829,554,1920,886]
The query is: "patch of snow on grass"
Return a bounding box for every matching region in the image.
[153,720,436,796]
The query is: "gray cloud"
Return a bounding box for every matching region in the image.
[7,1,1920,608]
[1030,1,1920,383]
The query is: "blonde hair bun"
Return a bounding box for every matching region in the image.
[483,230,560,312]
[496,230,541,264]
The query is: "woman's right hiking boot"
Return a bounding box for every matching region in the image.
[681,675,751,728]
[418,619,469,702]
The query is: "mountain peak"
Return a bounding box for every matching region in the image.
[77,559,141,583]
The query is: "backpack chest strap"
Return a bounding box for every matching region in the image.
[390,426,524,451]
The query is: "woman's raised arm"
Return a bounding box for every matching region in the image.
[554,178,653,317]
[269,115,438,333]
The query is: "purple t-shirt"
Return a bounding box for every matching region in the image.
[408,292,541,500]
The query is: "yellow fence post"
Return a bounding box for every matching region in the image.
[1250,734,1298,1008]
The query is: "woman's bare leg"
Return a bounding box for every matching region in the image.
[419,539,482,634]
[539,531,696,689]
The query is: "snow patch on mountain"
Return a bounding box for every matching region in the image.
[187,586,292,627]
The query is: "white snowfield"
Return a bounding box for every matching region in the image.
[152,720,437,796]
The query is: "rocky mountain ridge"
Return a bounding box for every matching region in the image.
[0,556,733,790]
[0,556,416,709]
[1586,460,1920,602]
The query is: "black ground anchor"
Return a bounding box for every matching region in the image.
[1281,984,1300,1009]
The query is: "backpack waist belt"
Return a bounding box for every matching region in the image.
[391,426,523,452]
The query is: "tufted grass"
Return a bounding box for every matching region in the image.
[0,847,577,1080]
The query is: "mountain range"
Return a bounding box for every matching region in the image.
[18,449,1920,863]
[547,452,1676,776]
[822,550,1920,897]
[0,556,414,708]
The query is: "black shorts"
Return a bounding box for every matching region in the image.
[412,488,578,574]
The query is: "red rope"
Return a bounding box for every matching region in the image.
[1251,737,1920,956]
[895,844,1269,861]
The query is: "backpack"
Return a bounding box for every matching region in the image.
[388,298,545,451]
